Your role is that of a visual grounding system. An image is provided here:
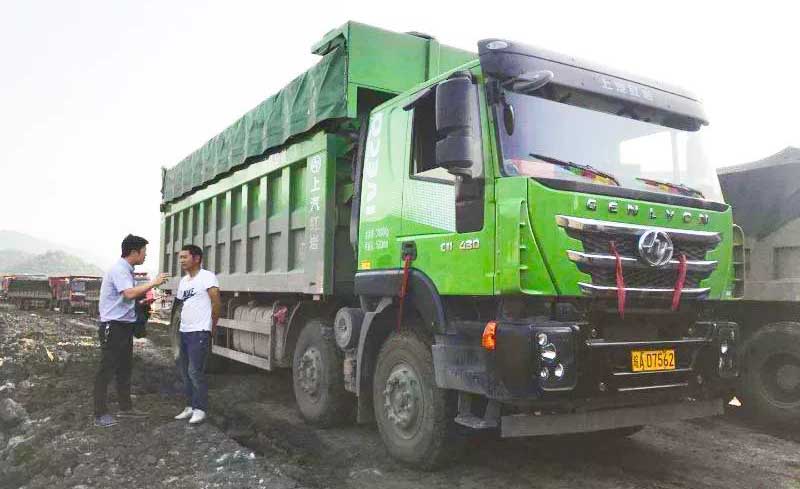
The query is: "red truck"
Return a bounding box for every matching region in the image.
[49,276,102,315]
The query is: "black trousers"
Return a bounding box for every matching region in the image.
[93,321,134,415]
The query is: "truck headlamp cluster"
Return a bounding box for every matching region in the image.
[532,325,578,391]
[715,322,739,378]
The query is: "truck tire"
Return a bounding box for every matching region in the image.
[739,322,800,423]
[292,319,354,427]
[169,303,182,361]
[169,301,228,373]
[373,329,462,470]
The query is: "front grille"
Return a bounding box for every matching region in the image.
[557,216,721,299]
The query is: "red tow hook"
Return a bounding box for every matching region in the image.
[672,253,688,311]
[397,253,414,332]
[610,241,626,318]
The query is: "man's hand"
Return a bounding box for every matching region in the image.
[122,273,170,300]
[151,273,169,287]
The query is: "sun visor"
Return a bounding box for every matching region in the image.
[478,39,707,126]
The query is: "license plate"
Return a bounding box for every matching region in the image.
[631,349,676,372]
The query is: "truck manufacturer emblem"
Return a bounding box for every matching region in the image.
[638,230,674,267]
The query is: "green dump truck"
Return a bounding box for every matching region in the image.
[160,22,741,467]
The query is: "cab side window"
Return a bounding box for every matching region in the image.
[411,92,455,183]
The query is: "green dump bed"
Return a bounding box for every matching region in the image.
[160,22,475,295]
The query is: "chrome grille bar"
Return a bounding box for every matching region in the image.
[578,283,710,298]
[566,250,718,273]
[556,215,722,244]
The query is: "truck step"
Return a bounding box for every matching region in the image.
[454,413,498,430]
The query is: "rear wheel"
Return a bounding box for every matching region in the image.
[169,301,228,373]
[739,322,800,423]
[373,329,462,470]
[292,319,354,427]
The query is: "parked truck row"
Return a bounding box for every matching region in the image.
[1,272,155,316]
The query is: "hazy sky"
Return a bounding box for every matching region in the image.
[1,1,798,273]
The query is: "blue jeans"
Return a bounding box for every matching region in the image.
[178,331,210,411]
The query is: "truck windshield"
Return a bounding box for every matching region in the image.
[496,90,725,203]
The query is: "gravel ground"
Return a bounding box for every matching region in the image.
[0,303,798,489]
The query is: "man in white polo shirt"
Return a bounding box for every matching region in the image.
[173,244,221,425]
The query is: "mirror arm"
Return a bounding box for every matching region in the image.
[402,86,435,111]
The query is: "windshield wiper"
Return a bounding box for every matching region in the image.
[635,177,705,199]
[529,153,620,186]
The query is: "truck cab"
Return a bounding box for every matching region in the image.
[352,39,736,455]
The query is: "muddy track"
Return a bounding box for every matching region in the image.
[2,305,799,489]
[203,356,800,489]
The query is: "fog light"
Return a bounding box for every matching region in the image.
[539,367,549,380]
[541,343,557,361]
[482,321,498,351]
[536,333,548,346]
[720,341,729,355]
[554,363,565,379]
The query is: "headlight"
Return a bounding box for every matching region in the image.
[541,343,557,362]
[532,325,578,391]
[539,367,549,380]
[714,322,739,379]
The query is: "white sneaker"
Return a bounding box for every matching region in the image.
[188,409,206,425]
[174,407,193,420]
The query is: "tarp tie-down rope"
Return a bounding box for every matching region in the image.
[672,253,688,311]
[397,254,413,332]
[610,241,626,318]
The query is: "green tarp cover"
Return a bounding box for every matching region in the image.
[162,44,347,203]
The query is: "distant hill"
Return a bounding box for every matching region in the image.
[0,230,67,255]
[4,250,103,276]
[0,249,33,273]
[0,230,104,271]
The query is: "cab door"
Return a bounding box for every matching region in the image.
[399,78,495,295]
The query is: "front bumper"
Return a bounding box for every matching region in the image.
[500,399,723,437]
[433,319,739,402]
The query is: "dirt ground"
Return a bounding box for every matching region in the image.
[0,304,798,489]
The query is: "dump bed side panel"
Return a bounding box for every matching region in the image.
[161,132,352,295]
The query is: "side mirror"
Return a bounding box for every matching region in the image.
[435,75,483,180]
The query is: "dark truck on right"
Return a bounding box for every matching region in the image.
[717,150,800,423]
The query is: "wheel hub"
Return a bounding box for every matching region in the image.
[298,347,322,398]
[761,353,800,404]
[383,364,422,436]
[776,363,800,392]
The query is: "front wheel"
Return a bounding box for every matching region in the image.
[373,330,462,470]
[739,322,800,424]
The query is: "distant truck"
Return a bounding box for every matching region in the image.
[716,150,800,424]
[0,275,12,301]
[49,276,102,315]
[160,22,743,467]
[6,275,51,310]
